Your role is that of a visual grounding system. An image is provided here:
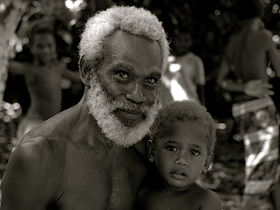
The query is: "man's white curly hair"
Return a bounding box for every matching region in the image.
[79,5,169,72]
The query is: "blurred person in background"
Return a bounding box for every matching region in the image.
[217,0,280,209]
[174,29,206,105]
[7,17,81,141]
[160,29,206,105]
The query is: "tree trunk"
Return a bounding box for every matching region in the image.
[0,0,29,105]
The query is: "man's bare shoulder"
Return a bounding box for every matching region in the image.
[15,135,66,171]
[1,136,65,210]
[17,110,76,164]
[10,131,67,178]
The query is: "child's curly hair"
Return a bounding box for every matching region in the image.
[150,101,216,154]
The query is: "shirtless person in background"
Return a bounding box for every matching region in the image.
[217,0,280,209]
[0,6,169,210]
[8,21,80,139]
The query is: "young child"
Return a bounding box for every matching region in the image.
[8,18,80,140]
[136,101,222,210]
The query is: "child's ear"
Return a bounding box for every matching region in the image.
[146,138,156,162]
[148,152,155,162]
[203,153,213,173]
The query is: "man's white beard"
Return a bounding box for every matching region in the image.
[86,76,159,147]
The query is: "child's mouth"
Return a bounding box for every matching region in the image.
[170,170,188,179]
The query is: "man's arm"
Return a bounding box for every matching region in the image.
[0,137,60,210]
[217,58,245,92]
[217,57,273,97]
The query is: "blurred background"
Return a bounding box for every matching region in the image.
[1,0,280,209]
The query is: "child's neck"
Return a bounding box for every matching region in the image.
[161,181,196,193]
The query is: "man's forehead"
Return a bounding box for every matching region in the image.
[102,30,162,74]
[106,30,161,58]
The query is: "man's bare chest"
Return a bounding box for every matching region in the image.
[55,143,147,210]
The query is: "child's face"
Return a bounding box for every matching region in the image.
[30,33,57,65]
[153,121,212,191]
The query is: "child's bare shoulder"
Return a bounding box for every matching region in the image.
[195,184,222,210]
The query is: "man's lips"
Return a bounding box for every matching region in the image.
[114,109,145,121]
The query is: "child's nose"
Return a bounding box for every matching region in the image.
[175,156,189,166]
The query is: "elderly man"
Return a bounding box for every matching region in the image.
[0,6,169,210]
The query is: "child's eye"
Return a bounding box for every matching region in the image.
[190,149,201,156]
[165,145,178,152]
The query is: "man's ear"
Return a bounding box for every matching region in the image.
[79,55,92,86]
[203,153,213,173]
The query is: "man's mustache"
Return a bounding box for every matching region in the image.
[110,96,153,114]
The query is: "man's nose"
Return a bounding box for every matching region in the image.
[126,83,146,104]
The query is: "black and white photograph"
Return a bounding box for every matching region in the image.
[0,0,280,209]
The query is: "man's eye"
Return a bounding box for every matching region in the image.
[145,77,158,85]
[165,145,178,152]
[190,149,200,156]
[114,70,130,82]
